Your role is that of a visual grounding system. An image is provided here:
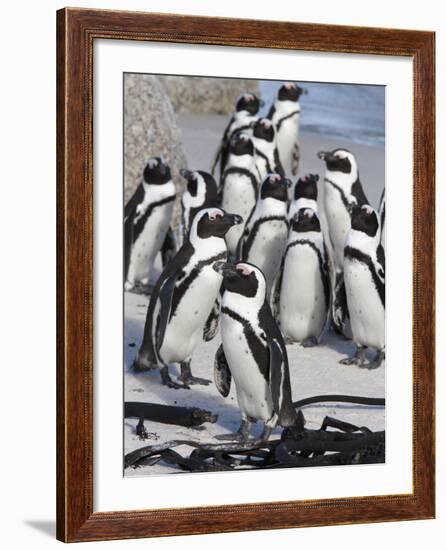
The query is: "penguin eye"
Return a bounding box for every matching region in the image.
[208,209,223,221]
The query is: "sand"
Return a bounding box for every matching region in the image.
[124,113,385,476]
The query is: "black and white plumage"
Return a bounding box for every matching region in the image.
[379,188,386,249]
[134,208,243,389]
[288,173,319,220]
[251,118,284,182]
[273,208,329,347]
[238,174,289,297]
[213,261,297,441]
[317,149,369,334]
[221,133,260,256]
[340,204,385,369]
[179,169,219,244]
[212,93,262,181]
[124,157,176,292]
[267,82,306,176]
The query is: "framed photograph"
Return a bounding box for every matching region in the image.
[56,8,435,542]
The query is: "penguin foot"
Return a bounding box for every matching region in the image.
[179,362,211,386]
[179,375,212,386]
[366,350,385,370]
[161,366,190,390]
[340,345,366,366]
[301,336,318,348]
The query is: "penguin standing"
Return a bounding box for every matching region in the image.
[317,149,369,333]
[212,93,262,181]
[251,118,284,182]
[238,174,289,296]
[221,133,260,256]
[288,173,319,220]
[379,188,386,249]
[340,204,385,369]
[267,82,306,176]
[274,208,329,347]
[124,157,176,292]
[134,208,242,388]
[212,261,297,441]
[179,169,219,244]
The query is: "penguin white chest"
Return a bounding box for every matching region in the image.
[324,189,351,267]
[222,177,256,254]
[280,244,327,341]
[221,314,273,422]
[246,220,287,291]
[128,203,173,284]
[344,259,385,350]
[160,266,222,363]
[276,118,298,173]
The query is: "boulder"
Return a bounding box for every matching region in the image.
[159,76,259,115]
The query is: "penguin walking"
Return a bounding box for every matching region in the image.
[212,93,262,181]
[273,208,329,347]
[267,82,306,176]
[221,133,260,257]
[288,173,319,221]
[133,208,243,388]
[379,188,386,249]
[252,118,284,182]
[317,149,369,334]
[179,169,219,244]
[124,157,176,292]
[212,261,298,441]
[340,204,385,369]
[238,174,289,296]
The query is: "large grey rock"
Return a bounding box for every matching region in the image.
[124,74,187,226]
[159,76,259,115]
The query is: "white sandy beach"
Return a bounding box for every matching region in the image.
[124,113,386,476]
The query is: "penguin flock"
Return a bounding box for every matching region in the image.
[125,82,386,442]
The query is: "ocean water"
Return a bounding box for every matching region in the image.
[259,80,385,147]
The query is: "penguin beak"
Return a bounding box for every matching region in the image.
[179,168,194,180]
[317,151,335,163]
[224,213,243,226]
[213,261,238,277]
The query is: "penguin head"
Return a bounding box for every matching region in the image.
[278,82,306,102]
[213,261,265,299]
[180,169,218,202]
[229,132,255,156]
[261,173,290,202]
[192,208,243,240]
[235,93,263,115]
[253,118,275,142]
[294,174,319,201]
[350,204,380,238]
[143,157,171,185]
[317,149,357,175]
[291,208,321,233]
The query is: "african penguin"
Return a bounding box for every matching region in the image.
[379,188,386,249]
[134,208,243,389]
[273,208,329,347]
[267,82,306,176]
[212,93,262,180]
[179,169,219,244]
[213,261,298,441]
[288,173,319,220]
[238,174,289,297]
[340,204,385,369]
[124,157,176,292]
[252,118,284,183]
[221,133,260,257]
[317,148,369,334]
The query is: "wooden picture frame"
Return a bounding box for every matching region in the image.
[56,7,435,542]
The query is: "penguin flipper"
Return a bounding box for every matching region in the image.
[161,226,177,268]
[123,183,145,279]
[156,275,178,352]
[214,344,231,398]
[270,265,283,319]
